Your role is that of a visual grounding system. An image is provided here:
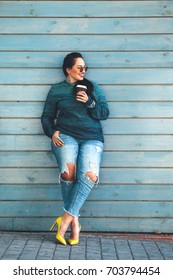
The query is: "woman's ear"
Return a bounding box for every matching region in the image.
[66,68,71,75]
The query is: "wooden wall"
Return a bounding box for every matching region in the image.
[0,0,173,233]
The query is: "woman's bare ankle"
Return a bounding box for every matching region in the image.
[60,213,74,237]
[70,217,80,240]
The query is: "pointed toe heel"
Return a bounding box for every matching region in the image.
[68,224,81,246]
[68,238,79,246]
[50,216,66,245]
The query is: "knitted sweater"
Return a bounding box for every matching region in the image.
[41,79,109,142]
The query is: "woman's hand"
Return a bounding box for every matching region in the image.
[76,91,88,103]
[52,131,64,147]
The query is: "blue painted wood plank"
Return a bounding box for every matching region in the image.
[1,68,173,84]
[2,101,173,118]
[2,118,173,135]
[0,135,51,151]
[108,102,173,118]
[0,85,49,102]
[1,184,173,201]
[0,201,173,218]
[1,51,173,69]
[1,217,172,233]
[1,168,173,184]
[1,51,173,68]
[0,102,43,118]
[1,85,173,102]
[1,35,173,51]
[104,135,173,152]
[104,85,173,102]
[80,201,173,218]
[1,1,172,17]
[2,151,173,168]
[0,119,42,135]
[101,119,173,135]
[1,18,173,34]
[2,135,173,152]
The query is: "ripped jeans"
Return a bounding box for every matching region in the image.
[51,133,103,217]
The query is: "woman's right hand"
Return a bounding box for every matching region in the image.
[52,131,64,147]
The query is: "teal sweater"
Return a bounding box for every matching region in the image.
[41,80,109,142]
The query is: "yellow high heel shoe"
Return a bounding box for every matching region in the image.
[50,216,66,245]
[68,224,81,246]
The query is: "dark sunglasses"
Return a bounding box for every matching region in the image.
[78,66,88,72]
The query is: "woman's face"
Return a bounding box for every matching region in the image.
[66,57,87,83]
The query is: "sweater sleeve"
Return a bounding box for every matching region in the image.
[86,82,110,120]
[41,87,58,138]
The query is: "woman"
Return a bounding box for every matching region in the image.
[41,52,109,245]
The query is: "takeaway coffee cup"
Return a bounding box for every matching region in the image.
[75,84,87,94]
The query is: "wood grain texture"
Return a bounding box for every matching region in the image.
[1,18,173,34]
[1,217,173,233]
[1,35,173,51]
[1,51,172,68]
[1,85,173,101]
[2,118,173,135]
[1,168,173,184]
[2,101,173,118]
[1,1,172,17]
[1,68,173,84]
[1,184,173,201]
[2,151,173,168]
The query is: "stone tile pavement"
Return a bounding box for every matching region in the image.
[1,231,173,260]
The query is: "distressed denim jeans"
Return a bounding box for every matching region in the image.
[51,133,103,217]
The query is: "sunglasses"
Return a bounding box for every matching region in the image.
[78,66,88,72]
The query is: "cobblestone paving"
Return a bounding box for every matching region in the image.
[1,232,173,260]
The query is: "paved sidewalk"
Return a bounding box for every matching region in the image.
[1,231,173,260]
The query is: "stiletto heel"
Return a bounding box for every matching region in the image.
[68,224,81,246]
[50,217,66,245]
[49,221,56,231]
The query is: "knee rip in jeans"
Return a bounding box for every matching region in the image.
[85,172,98,183]
[61,163,76,182]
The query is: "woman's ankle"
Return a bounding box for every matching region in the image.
[70,218,80,239]
[60,213,74,237]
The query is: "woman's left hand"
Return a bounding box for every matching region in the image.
[76,91,88,103]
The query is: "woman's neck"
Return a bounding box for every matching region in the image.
[66,76,77,84]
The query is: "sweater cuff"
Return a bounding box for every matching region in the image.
[86,97,96,109]
[85,96,93,107]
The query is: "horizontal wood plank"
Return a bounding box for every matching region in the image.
[1,168,173,184]
[1,35,173,51]
[0,135,51,151]
[108,102,173,118]
[1,85,173,102]
[1,51,173,68]
[2,151,173,168]
[0,217,172,233]
[1,68,173,85]
[2,118,173,135]
[1,184,173,201]
[2,135,173,152]
[0,216,173,233]
[1,18,173,34]
[1,1,172,17]
[2,101,173,118]
[104,85,173,102]
[101,119,173,135]
[0,200,173,218]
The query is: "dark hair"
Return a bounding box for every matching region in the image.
[62,52,95,100]
[62,52,83,76]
